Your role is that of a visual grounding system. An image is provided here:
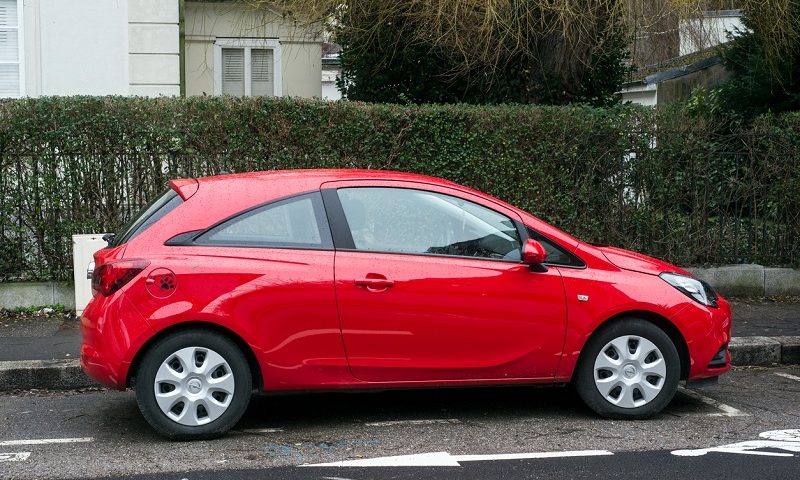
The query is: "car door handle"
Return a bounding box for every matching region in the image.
[354,276,395,290]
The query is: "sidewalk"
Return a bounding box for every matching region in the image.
[728,297,800,337]
[1,299,799,391]
[0,312,81,361]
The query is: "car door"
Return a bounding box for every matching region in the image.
[322,181,567,382]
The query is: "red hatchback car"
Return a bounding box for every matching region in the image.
[81,169,731,439]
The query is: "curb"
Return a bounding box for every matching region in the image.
[0,336,799,392]
[0,359,97,391]
[728,335,800,366]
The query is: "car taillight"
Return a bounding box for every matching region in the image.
[91,259,150,297]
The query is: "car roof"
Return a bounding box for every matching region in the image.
[192,169,462,189]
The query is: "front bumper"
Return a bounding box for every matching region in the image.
[676,295,732,380]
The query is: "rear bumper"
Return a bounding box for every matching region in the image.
[80,292,153,390]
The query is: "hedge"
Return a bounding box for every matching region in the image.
[1,96,799,282]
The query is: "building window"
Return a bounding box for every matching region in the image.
[0,0,23,98]
[214,38,282,97]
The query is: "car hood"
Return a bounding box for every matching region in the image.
[593,244,691,276]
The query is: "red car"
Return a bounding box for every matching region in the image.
[81,170,731,439]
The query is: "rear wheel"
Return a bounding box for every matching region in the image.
[574,319,680,419]
[135,330,252,440]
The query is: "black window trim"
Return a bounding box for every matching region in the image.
[522,225,587,269]
[321,188,355,250]
[321,186,528,264]
[164,190,334,251]
[114,188,182,246]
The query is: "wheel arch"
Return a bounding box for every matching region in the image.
[126,321,264,390]
[582,310,691,381]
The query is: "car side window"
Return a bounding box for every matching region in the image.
[195,192,332,248]
[336,187,521,261]
[527,227,585,267]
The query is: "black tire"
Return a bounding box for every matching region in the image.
[135,330,252,440]
[573,318,680,419]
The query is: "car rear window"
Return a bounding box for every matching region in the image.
[112,189,183,246]
[193,192,332,249]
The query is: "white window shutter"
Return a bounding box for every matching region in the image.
[0,0,20,98]
[251,49,274,97]
[0,0,17,28]
[221,48,245,97]
[0,27,18,63]
[0,64,18,97]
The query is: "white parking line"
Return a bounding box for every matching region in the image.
[774,372,800,382]
[237,428,284,434]
[672,429,800,457]
[364,419,461,427]
[302,449,614,467]
[0,452,31,462]
[0,437,94,446]
[679,388,748,417]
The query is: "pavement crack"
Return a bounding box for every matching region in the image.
[63,413,87,422]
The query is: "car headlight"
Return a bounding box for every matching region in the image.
[659,272,718,308]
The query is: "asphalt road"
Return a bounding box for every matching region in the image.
[1,365,799,479]
[88,451,800,480]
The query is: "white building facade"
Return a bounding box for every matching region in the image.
[1,0,180,98]
[0,0,324,99]
[679,10,744,57]
[621,9,744,107]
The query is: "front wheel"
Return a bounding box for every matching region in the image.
[135,330,252,440]
[574,319,680,419]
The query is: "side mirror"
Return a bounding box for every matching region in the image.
[522,239,547,272]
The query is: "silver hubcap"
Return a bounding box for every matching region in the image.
[154,346,235,426]
[593,335,667,409]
